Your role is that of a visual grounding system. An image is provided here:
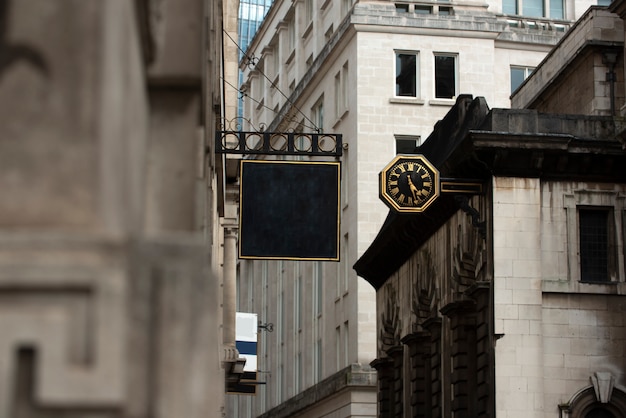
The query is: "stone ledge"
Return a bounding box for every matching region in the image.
[258,363,377,418]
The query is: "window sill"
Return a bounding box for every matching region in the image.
[389,97,425,105]
[429,98,455,106]
[542,279,625,295]
[332,109,349,128]
[302,21,313,39]
[285,48,296,65]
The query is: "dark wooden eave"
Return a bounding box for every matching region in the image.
[354,99,626,290]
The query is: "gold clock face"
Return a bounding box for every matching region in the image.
[380,155,440,213]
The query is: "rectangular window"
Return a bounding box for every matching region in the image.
[335,63,349,118]
[343,321,350,366]
[315,338,323,382]
[579,208,611,282]
[273,45,280,74]
[550,0,564,19]
[314,261,323,316]
[395,134,421,154]
[295,352,302,392]
[434,54,457,99]
[524,0,544,17]
[395,52,418,97]
[503,0,561,17]
[342,62,349,113]
[305,0,314,22]
[289,20,296,51]
[510,66,534,93]
[396,3,410,12]
[335,71,341,117]
[335,326,341,368]
[341,0,352,15]
[295,267,303,330]
[312,98,324,132]
[503,0,518,14]
[342,233,349,292]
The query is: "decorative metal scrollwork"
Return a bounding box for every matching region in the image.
[217,116,266,133]
[215,130,343,157]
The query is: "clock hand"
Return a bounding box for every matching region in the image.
[406,175,420,201]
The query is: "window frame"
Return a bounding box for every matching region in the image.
[502,0,564,19]
[312,96,324,133]
[562,191,625,287]
[395,134,422,154]
[434,53,458,100]
[510,65,535,93]
[395,50,419,98]
[579,207,614,283]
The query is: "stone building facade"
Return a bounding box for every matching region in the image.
[233,0,607,416]
[355,94,626,417]
[0,1,239,417]
[355,5,626,415]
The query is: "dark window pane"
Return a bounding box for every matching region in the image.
[395,137,419,154]
[435,55,455,99]
[395,3,409,12]
[396,54,417,97]
[586,408,615,418]
[579,209,609,282]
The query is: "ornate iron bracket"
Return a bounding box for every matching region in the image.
[454,195,486,240]
[258,322,274,332]
[215,130,343,157]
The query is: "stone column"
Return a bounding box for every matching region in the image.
[223,226,238,360]
[441,300,477,418]
[402,331,431,418]
[387,345,404,417]
[371,357,394,417]
[423,317,442,418]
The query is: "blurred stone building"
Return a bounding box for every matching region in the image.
[0,0,240,417]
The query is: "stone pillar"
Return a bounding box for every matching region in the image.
[469,283,493,417]
[402,331,431,418]
[423,317,442,418]
[441,300,477,418]
[223,226,238,357]
[371,357,394,417]
[387,345,404,417]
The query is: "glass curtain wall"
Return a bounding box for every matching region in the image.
[238,0,274,118]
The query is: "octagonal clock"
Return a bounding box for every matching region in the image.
[379,155,440,213]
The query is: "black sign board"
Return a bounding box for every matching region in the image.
[227,371,260,395]
[239,160,341,261]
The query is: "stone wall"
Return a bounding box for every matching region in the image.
[0,1,224,417]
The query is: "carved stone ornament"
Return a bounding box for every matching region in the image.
[380,283,401,353]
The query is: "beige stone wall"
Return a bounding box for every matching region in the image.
[512,8,625,113]
[0,1,226,417]
[494,177,626,417]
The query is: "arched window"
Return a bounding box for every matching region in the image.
[560,384,626,418]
